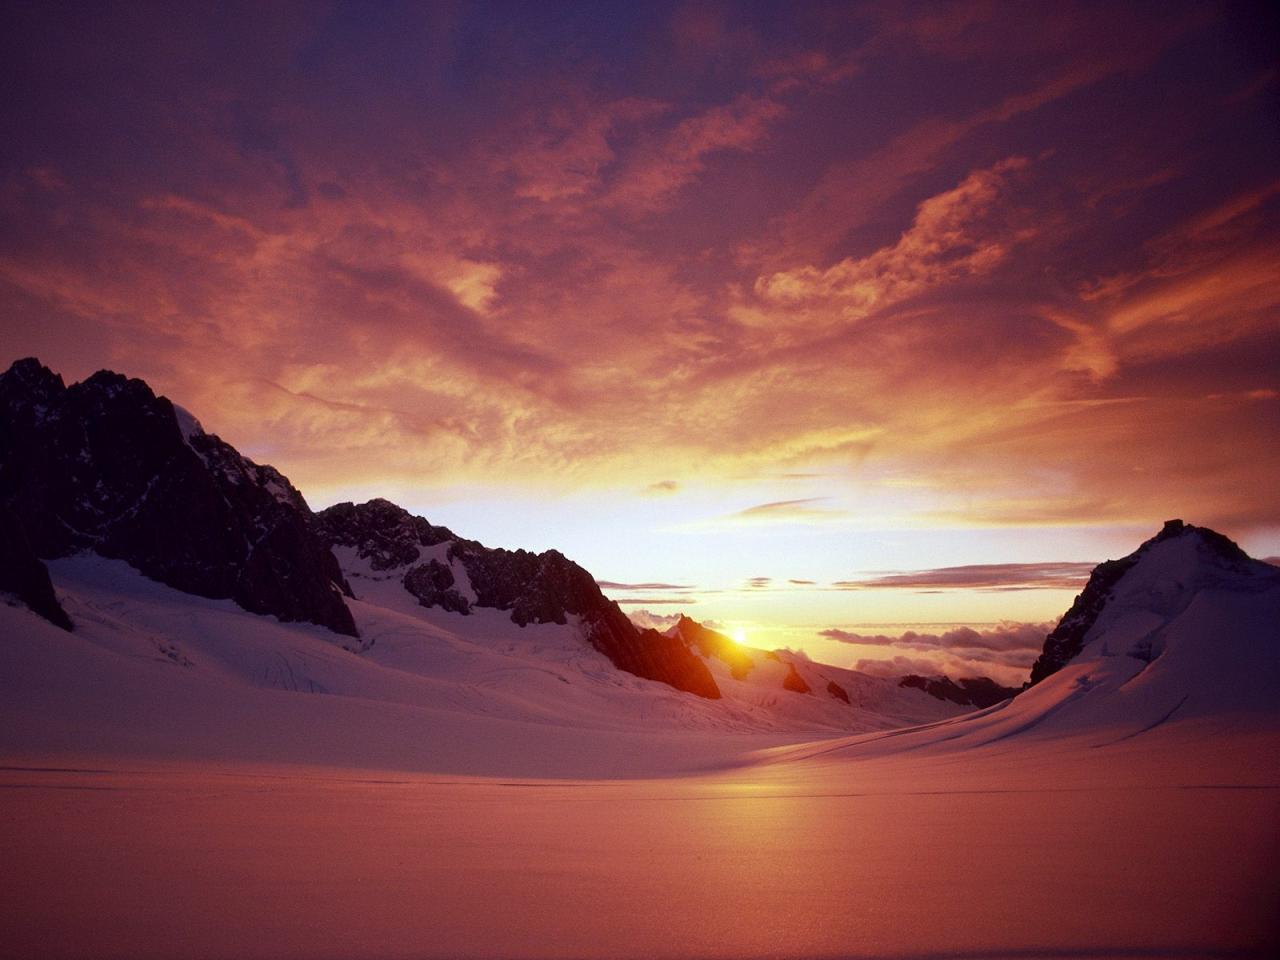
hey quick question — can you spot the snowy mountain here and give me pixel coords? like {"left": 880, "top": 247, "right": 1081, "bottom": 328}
{"left": 0, "top": 358, "right": 958, "bottom": 724}
{"left": 0, "top": 358, "right": 714, "bottom": 698}
{"left": 1011, "top": 519, "right": 1280, "bottom": 729}
{"left": 766, "top": 519, "right": 1280, "bottom": 763}
{"left": 5, "top": 356, "right": 1273, "bottom": 776}
{"left": 0, "top": 358, "right": 355, "bottom": 635}
{"left": 0, "top": 550, "right": 964, "bottom": 777}
{"left": 897, "top": 673, "right": 1018, "bottom": 708}
{"left": 315, "top": 498, "right": 719, "bottom": 698}
{"left": 0, "top": 502, "right": 71, "bottom": 630}
{"left": 1028, "top": 518, "right": 1266, "bottom": 684}
{"left": 0, "top": 360, "right": 973, "bottom": 772}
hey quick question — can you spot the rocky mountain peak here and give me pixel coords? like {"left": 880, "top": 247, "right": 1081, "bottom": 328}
{"left": 1, "top": 357, "right": 65, "bottom": 404}
{"left": 316, "top": 499, "right": 721, "bottom": 698}
{"left": 899, "top": 674, "right": 1018, "bottom": 708}
{"left": 0, "top": 359, "right": 357, "bottom": 637}
{"left": 1028, "top": 520, "right": 1271, "bottom": 685}
{"left": 316, "top": 498, "right": 455, "bottom": 571}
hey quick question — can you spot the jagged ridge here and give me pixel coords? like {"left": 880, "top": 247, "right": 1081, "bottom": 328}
{"left": 0, "top": 358, "right": 357, "bottom": 636}
{"left": 317, "top": 499, "right": 722, "bottom": 699}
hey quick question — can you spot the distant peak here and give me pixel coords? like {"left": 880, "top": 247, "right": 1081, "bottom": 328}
{"left": 79, "top": 368, "right": 156, "bottom": 401}
{"left": 1028, "top": 518, "right": 1267, "bottom": 686}
{"left": 1, "top": 357, "right": 65, "bottom": 396}
{"left": 1140, "top": 518, "right": 1251, "bottom": 566}
{"left": 4, "top": 356, "right": 52, "bottom": 378}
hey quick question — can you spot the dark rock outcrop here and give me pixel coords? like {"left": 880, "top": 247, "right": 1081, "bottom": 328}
{"left": 315, "top": 499, "right": 721, "bottom": 699}
{"left": 316, "top": 498, "right": 455, "bottom": 571}
{"left": 899, "top": 674, "right": 1017, "bottom": 708}
{"left": 668, "top": 614, "right": 754, "bottom": 680}
{"left": 0, "top": 504, "right": 72, "bottom": 630}
{"left": 0, "top": 358, "right": 356, "bottom": 636}
{"left": 1027, "top": 519, "right": 1253, "bottom": 685}
{"left": 826, "top": 679, "right": 850, "bottom": 704}
{"left": 402, "top": 559, "right": 472, "bottom": 615}
{"left": 0, "top": 359, "right": 723, "bottom": 696}
{"left": 782, "top": 662, "right": 811, "bottom": 694}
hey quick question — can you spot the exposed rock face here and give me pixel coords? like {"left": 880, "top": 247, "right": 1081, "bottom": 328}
{"left": 0, "top": 359, "right": 356, "bottom": 637}
{"left": 826, "top": 679, "right": 850, "bottom": 704}
{"left": 668, "top": 615, "right": 754, "bottom": 680}
{"left": 0, "top": 503, "right": 72, "bottom": 630}
{"left": 899, "top": 674, "right": 1017, "bottom": 709}
{"left": 316, "top": 498, "right": 455, "bottom": 571}
{"left": 1027, "top": 519, "right": 1253, "bottom": 685}
{"left": 315, "top": 499, "right": 721, "bottom": 699}
{"left": 782, "top": 662, "right": 811, "bottom": 694}
{"left": 402, "top": 559, "right": 472, "bottom": 615}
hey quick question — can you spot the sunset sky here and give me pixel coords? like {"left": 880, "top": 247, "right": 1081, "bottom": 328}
{"left": 2, "top": 1, "right": 1277, "bottom": 681}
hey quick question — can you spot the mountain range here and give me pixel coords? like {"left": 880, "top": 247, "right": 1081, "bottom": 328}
{"left": 2, "top": 358, "right": 1277, "bottom": 770}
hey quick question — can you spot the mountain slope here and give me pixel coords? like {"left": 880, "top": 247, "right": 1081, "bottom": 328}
{"left": 0, "top": 359, "right": 717, "bottom": 698}
{"left": 661, "top": 613, "right": 966, "bottom": 730}
{"left": 317, "top": 499, "right": 720, "bottom": 698}
{"left": 0, "top": 553, "right": 964, "bottom": 776}
{"left": 756, "top": 520, "right": 1280, "bottom": 764}
{"left": 0, "top": 358, "right": 356, "bottom": 636}
{"left": 1028, "top": 518, "right": 1260, "bottom": 684}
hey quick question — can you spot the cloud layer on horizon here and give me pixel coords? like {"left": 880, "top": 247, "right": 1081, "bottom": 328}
{"left": 823, "top": 621, "right": 1052, "bottom": 685}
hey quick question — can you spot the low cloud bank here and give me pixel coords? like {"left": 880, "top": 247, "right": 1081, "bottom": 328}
{"left": 823, "top": 621, "right": 1052, "bottom": 686}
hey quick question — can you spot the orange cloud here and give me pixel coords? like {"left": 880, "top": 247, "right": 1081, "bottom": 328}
{"left": 831, "top": 621, "right": 1052, "bottom": 685}
{"left": 606, "top": 94, "right": 787, "bottom": 212}
{"left": 2, "top": 0, "right": 1276, "bottom": 545}
{"left": 754, "top": 156, "right": 1030, "bottom": 322}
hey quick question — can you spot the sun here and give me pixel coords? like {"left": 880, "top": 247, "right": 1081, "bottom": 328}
{"left": 731, "top": 627, "right": 748, "bottom": 646}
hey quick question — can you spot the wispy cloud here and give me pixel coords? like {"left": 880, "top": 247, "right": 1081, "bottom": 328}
{"left": 822, "top": 622, "right": 1050, "bottom": 653}
{"left": 612, "top": 598, "right": 693, "bottom": 606}
{"left": 755, "top": 156, "right": 1031, "bottom": 323}
{"left": 2, "top": 1, "right": 1276, "bottom": 543}
{"left": 597, "top": 580, "right": 696, "bottom": 592}
{"left": 833, "top": 562, "right": 1095, "bottom": 592}
{"left": 643, "top": 480, "right": 680, "bottom": 496}
{"left": 727, "top": 498, "right": 847, "bottom": 524}
{"left": 607, "top": 94, "right": 787, "bottom": 212}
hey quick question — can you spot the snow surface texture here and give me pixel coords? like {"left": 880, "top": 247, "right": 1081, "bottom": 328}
{"left": 0, "top": 554, "right": 960, "bottom": 778}
{"left": 1, "top": 522, "right": 1278, "bottom": 959}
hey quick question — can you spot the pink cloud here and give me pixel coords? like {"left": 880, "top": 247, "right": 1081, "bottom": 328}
{"left": 755, "top": 156, "right": 1030, "bottom": 317}
{"left": 607, "top": 94, "right": 787, "bottom": 212}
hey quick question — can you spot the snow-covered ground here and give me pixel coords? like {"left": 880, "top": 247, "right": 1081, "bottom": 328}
{"left": 2, "top": 729, "right": 1276, "bottom": 960}
{"left": 1, "top": 537, "right": 1277, "bottom": 959}
{"left": 0, "top": 555, "right": 959, "bottom": 778}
